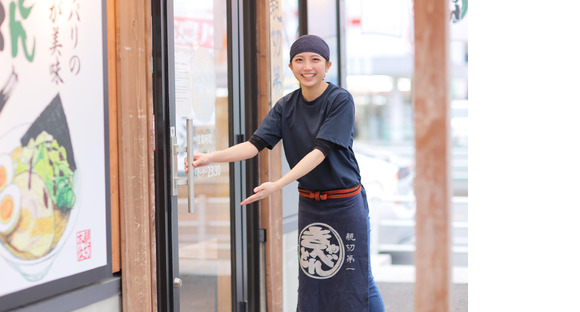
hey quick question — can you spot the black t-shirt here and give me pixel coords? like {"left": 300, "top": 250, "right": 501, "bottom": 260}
{"left": 253, "top": 82, "right": 361, "bottom": 191}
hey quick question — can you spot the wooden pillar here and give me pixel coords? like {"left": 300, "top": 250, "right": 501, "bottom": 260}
{"left": 413, "top": 1, "right": 452, "bottom": 311}
{"left": 116, "top": 0, "right": 157, "bottom": 310}
{"left": 257, "top": 0, "right": 284, "bottom": 310}
{"left": 107, "top": 0, "right": 121, "bottom": 275}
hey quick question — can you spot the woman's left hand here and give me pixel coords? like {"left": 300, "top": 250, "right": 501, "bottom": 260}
{"left": 240, "top": 182, "right": 280, "bottom": 206}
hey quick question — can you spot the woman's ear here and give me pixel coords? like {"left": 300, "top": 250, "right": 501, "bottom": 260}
{"left": 326, "top": 61, "right": 332, "bottom": 72}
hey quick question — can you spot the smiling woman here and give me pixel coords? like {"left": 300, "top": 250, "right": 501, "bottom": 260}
{"left": 288, "top": 52, "right": 331, "bottom": 100}
{"left": 186, "top": 34, "right": 385, "bottom": 312}
{"left": 288, "top": 35, "right": 332, "bottom": 101}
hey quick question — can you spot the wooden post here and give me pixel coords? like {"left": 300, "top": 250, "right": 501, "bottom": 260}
{"left": 116, "top": 0, "right": 156, "bottom": 310}
{"left": 107, "top": 0, "right": 121, "bottom": 274}
{"left": 257, "top": 0, "right": 284, "bottom": 310}
{"left": 413, "top": 1, "right": 452, "bottom": 311}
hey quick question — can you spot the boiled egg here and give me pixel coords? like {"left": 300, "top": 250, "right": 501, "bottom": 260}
{"left": 0, "top": 184, "right": 21, "bottom": 235}
{"left": 0, "top": 155, "right": 14, "bottom": 191}
{"left": 9, "top": 172, "right": 55, "bottom": 258}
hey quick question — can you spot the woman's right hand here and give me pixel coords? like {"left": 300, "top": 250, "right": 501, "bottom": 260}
{"left": 184, "top": 141, "right": 260, "bottom": 173}
{"left": 184, "top": 153, "right": 212, "bottom": 173}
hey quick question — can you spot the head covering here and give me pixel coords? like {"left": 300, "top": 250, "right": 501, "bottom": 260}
{"left": 290, "top": 34, "right": 330, "bottom": 62}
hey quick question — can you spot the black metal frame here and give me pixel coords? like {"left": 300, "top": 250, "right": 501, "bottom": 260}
{"left": 152, "top": 0, "right": 178, "bottom": 309}
{"left": 228, "top": 1, "right": 247, "bottom": 310}
{"left": 241, "top": 1, "right": 261, "bottom": 310}
{"left": 299, "top": 0, "right": 308, "bottom": 35}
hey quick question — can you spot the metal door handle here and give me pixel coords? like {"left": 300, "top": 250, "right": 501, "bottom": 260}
{"left": 171, "top": 118, "right": 195, "bottom": 213}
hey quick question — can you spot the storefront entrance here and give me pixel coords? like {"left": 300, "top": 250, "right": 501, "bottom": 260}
{"left": 152, "top": 1, "right": 255, "bottom": 311}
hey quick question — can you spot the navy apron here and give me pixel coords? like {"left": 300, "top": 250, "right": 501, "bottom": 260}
{"left": 297, "top": 189, "right": 369, "bottom": 312}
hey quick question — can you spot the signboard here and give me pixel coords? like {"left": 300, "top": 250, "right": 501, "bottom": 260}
{"left": 270, "top": 0, "right": 283, "bottom": 103}
{"left": 0, "top": 0, "right": 110, "bottom": 309}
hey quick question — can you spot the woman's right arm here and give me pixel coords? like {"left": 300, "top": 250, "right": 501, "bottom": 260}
{"left": 187, "top": 98, "right": 281, "bottom": 171}
{"left": 187, "top": 141, "right": 259, "bottom": 171}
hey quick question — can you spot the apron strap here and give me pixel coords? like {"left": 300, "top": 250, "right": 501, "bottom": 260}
{"left": 298, "top": 184, "right": 362, "bottom": 201}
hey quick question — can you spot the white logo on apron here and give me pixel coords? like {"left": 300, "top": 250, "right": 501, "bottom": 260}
{"left": 299, "top": 222, "right": 345, "bottom": 279}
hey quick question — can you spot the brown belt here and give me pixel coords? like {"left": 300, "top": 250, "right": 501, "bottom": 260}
{"left": 298, "top": 185, "right": 362, "bottom": 201}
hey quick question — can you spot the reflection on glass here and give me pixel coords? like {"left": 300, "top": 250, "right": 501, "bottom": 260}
{"left": 307, "top": 0, "right": 338, "bottom": 85}
{"left": 346, "top": 0, "right": 416, "bottom": 272}
{"left": 345, "top": 0, "right": 414, "bottom": 290}
{"left": 173, "top": 1, "right": 231, "bottom": 311}
{"left": 282, "top": 0, "right": 300, "bottom": 95}
{"left": 345, "top": 0, "right": 468, "bottom": 295}
{"left": 281, "top": 1, "right": 300, "bottom": 311}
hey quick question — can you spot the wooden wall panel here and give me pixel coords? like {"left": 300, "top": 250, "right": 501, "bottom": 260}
{"left": 413, "top": 1, "right": 452, "bottom": 311}
{"left": 145, "top": 1, "right": 157, "bottom": 307}
{"left": 257, "top": 0, "right": 284, "bottom": 310}
{"left": 116, "top": 0, "right": 156, "bottom": 310}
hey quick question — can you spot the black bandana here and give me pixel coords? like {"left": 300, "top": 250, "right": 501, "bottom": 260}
{"left": 290, "top": 34, "right": 330, "bottom": 62}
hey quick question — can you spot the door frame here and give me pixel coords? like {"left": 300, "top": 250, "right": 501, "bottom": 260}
{"left": 151, "top": 0, "right": 260, "bottom": 311}
{"left": 151, "top": 0, "right": 177, "bottom": 309}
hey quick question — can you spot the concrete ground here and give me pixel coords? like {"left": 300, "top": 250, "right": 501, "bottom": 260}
{"left": 178, "top": 254, "right": 468, "bottom": 311}
{"left": 372, "top": 254, "right": 468, "bottom": 312}
{"left": 377, "top": 282, "right": 468, "bottom": 312}
{"left": 180, "top": 271, "right": 469, "bottom": 312}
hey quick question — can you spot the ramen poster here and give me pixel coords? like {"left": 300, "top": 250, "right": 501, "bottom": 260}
{"left": 0, "top": 0, "right": 109, "bottom": 297}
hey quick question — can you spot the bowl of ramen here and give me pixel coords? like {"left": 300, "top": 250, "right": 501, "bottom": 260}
{"left": 0, "top": 95, "right": 78, "bottom": 281}
{"left": 0, "top": 131, "right": 78, "bottom": 280}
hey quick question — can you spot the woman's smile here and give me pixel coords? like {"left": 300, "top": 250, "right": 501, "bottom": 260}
{"left": 290, "top": 52, "right": 332, "bottom": 100}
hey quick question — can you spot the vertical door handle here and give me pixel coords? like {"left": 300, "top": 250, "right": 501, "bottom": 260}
{"left": 185, "top": 119, "right": 195, "bottom": 213}
{"left": 171, "top": 118, "right": 195, "bottom": 213}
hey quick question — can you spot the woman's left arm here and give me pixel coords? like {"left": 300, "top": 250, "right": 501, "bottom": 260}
{"left": 240, "top": 149, "right": 326, "bottom": 205}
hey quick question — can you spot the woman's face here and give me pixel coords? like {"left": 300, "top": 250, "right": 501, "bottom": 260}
{"left": 289, "top": 52, "right": 332, "bottom": 89}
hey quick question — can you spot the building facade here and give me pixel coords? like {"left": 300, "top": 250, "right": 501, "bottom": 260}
{"left": 0, "top": 0, "right": 457, "bottom": 311}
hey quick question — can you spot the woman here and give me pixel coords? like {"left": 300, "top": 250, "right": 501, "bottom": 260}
{"left": 187, "top": 34, "right": 385, "bottom": 311}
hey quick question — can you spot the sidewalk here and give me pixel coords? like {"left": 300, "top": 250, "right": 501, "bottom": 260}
{"left": 372, "top": 254, "right": 468, "bottom": 284}
{"left": 376, "top": 282, "right": 468, "bottom": 312}
{"left": 372, "top": 254, "right": 468, "bottom": 312}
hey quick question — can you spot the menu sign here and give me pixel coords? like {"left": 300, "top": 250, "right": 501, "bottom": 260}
{"left": 0, "top": 0, "right": 109, "bottom": 308}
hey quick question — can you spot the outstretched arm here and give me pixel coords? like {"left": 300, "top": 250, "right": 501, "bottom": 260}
{"left": 240, "top": 149, "right": 326, "bottom": 205}
{"left": 186, "top": 141, "right": 259, "bottom": 172}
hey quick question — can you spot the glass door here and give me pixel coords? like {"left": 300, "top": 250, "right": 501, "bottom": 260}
{"left": 172, "top": 1, "right": 232, "bottom": 311}
{"left": 153, "top": 0, "right": 249, "bottom": 311}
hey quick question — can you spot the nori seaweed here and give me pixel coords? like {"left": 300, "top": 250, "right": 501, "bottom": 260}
{"left": 20, "top": 94, "right": 76, "bottom": 171}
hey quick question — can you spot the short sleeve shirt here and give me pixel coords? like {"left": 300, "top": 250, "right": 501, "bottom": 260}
{"left": 253, "top": 82, "right": 361, "bottom": 191}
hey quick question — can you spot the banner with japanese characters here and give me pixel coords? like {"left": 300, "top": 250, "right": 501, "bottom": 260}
{"left": 269, "top": 0, "right": 283, "bottom": 105}
{"left": 0, "top": 0, "right": 109, "bottom": 305}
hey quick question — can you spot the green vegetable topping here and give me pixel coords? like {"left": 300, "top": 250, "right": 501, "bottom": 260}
{"left": 16, "top": 131, "right": 75, "bottom": 210}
